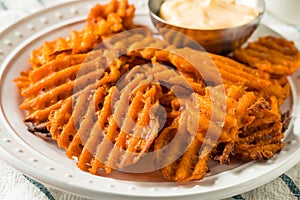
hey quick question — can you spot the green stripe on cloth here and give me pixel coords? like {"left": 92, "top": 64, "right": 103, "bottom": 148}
{"left": 23, "top": 175, "right": 55, "bottom": 200}
{"left": 232, "top": 194, "right": 245, "bottom": 200}
{"left": 0, "top": 0, "right": 8, "bottom": 10}
{"left": 37, "top": 0, "right": 45, "bottom": 6}
{"left": 280, "top": 174, "right": 300, "bottom": 199}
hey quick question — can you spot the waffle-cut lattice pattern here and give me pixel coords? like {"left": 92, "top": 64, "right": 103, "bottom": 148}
{"left": 75, "top": 62, "right": 196, "bottom": 173}
{"left": 130, "top": 47, "right": 290, "bottom": 104}
{"left": 29, "top": 0, "right": 136, "bottom": 68}
{"left": 233, "top": 36, "right": 300, "bottom": 77}
{"left": 88, "top": 84, "right": 161, "bottom": 173}
{"left": 154, "top": 85, "right": 236, "bottom": 181}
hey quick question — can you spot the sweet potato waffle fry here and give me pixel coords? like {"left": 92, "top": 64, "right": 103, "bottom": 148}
{"left": 14, "top": 0, "right": 300, "bottom": 182}
{"left": 28, "top": 0, "right": 135, "bottom": 68}
{"left": 154, "top": 85, "right": 239, "bottom": 181}
{"left": 233, "top": 36, "right": 300, "bottom": 77}
{"left": 234, "top": 96, "right": 284, "bottom": 161}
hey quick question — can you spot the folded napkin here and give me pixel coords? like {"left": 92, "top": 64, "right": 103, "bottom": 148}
{"left": 0, "top": 0, "right": 299, "bottom": 200}
{"left": 0, "top": 159, "right": 90, "bottom": 200}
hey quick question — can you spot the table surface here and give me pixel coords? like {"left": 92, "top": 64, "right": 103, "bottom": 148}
{"left": 0, "top": 0, "right": 299, "bottom": 200}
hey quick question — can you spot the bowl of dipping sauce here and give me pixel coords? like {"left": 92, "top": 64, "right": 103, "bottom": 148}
{"left": 149, "top": 0, "right": 265, "bottom": 54}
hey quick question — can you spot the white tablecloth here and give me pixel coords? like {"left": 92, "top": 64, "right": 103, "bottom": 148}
{"left": 0, "top": 0, "right": 300, "bottom": 200}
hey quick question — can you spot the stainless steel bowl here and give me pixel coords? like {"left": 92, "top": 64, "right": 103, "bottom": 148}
{"left": 148, "top": 0, "right": 265, "bottom": 54}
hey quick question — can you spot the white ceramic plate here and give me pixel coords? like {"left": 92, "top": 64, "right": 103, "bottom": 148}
{"left": 1, "top": 1, "right": 300, "bottom": 200}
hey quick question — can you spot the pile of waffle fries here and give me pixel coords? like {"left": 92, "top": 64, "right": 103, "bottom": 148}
{"left": 14, "top": 0, "right": 300, "bottom": 182}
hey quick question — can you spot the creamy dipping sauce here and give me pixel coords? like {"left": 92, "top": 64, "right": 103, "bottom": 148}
{"left": 160, "top": 0, "right": 259, "bottom": 29}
